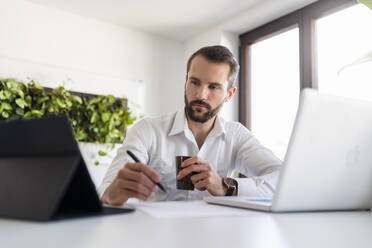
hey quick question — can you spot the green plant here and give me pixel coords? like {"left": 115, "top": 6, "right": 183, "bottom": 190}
{"left": 349, "top": 1, "right": 372, "bottom": 63}
{"left": 338, "top": 1, "right": 371, "bottom": 74}
{"left": 359, "top": 0, "right": 372, "bottom": 9}
{"left": 0, "top": 77, "right": 137, "bottom": 144}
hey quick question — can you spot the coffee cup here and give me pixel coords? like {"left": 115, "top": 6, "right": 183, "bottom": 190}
{"left": 176, "top": 156, "right": 196, "bottom": 190}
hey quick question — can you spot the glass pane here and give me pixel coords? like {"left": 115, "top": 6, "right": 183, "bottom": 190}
{"left": 250, "top": 28, "right": 300, "bottom": 160}
{"left": 316, "top": 4, "right": 372, "bottom": 101}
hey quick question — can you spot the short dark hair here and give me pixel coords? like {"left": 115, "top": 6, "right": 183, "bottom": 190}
{"left": 186, "top": 45, "right": 239, "bottom": 88}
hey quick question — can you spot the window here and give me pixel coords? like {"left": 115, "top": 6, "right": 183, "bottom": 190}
{"left": 316, "top": 4, "right": 372, "bottom": 101}
{"left": 250, "top": 28, "right": 300, "bottom": 159}
{"left": 239, "top": 0, "right": 362, "bottom": 159}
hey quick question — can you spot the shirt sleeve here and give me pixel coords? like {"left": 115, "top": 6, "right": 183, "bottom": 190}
{"left": 233, "top": 124, "right": 282, "bottom": 198}
{"left": 97, "top": 119, "right": 151, "bottom": 199}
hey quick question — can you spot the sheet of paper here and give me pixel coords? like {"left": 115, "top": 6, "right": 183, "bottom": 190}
{"left": 126, "top": 200, "right": 252, "bottom": 218}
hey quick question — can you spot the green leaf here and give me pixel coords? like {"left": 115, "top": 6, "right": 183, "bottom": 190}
{"left": 2, "top": 111, "right": 9, "bottom": 118}
{"left": 37, "top": 96, "right": 49, "bottom": 104}
{"left": 109, "top": 117, "right": 115, "bottom": 130}
{"left": 111, "top": 129, "right": 122, "bottom": 138}
{"left": 101, "top": 112, "right": 110, "bottom": 123}
{"left": 25, "top": 95, "right": 32, "bottom": 105}
{"left": 88, "top": 98, "right": 100, "bottom": 106}
{"left": 75, "top": 130, "right": 88, "bottom": 140}
{"left": 98, "top": 150, "right": 107, "bottom": 156}
{"left": 15, "top": 98, "right": 27, "bottom": 109}
{"left": 24, "top": 111, "right": 32, "bottom": 118}
{"left": 358, "top": 0, "right": 372, "bottom": 9}
{"left": 6, "top": 80, "right": 18, "bottom": 90}
{"left": 41, "top": 102, "right": 47, "bottom": 111}
{"left": 98, "top": 103, "right": 106, "bottom": 111}
{"left": 338, "top": 50, "right": 372, "bottom": 75}
{"left": 0, "top": 90, "right": 11, "bottom": 100}
{"left": 5, "top": 90, "right": 12, "bottom": 98}
{"left": 16, "top": 89, "right": 24, "bottom": 99}
{"left": 48, "top": 106, "right": 55, "bottom": 113}
{"left": 56, "top": 98, "right": 66, "bottom": 108}
{"left": 31, "top": 109, "right": 43, "bottom": 117}
{"left": 0, "top": 91, "right": 6, "bottom": 100}
{"left": 2, "top": 102, "right": 12, "bottom": 111}
{"left": 94, "top": 161, "right": 99, "bottom": 166}
{"left": 31, "top": 79, "right": 42, "bottom": 89}
{"left": 90, "top": 112, "right": 99, "bottom": 123}
{"left": 22, "top": 82, "right": 29, "bottom": 90}
{"left": 105, "top": 95, "right": 115, "bottom": 105}
{"left": 66, "top": 100, "right": 72, "bottom": 108}
{"left": 71, "top": 95, "right": 82, "bottom": 104}
{"left": 16, "top": 107, "right": 24, "bottom": 116}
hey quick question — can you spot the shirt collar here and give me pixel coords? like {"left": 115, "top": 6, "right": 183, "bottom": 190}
{"left": 209, "top": 114, "right": 226, "bottom": 138}
{"left": 168, "top": 109, "right": 187, "bottom": 136}
{"left": 168, "top": 109, "right": 226, "bottom": 138}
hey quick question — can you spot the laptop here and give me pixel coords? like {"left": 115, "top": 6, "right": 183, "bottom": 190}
{"left": 205, "top": 89, "right": 372, "bottom": 212}
{"left": 0, "top": 116, "right": 134, "bottom": 221}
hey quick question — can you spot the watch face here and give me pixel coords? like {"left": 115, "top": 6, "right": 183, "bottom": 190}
{"left": 224, "top": 178, "right": 236, "bottom": 196}
{"left": 225, "top": 178, "right": 235, "bottom": 187}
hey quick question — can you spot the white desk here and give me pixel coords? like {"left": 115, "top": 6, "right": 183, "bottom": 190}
{"left": 1, "top": 202, "right": 372, "bottom": 248}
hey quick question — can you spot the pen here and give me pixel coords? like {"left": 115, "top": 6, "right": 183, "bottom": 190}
{"left": 126, "top": 150, "right": 166, "bottom": 193}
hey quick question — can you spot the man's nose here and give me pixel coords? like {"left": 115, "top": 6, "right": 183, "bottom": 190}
{"left": 196, "top": 85, "right": 209, "bottom": 100}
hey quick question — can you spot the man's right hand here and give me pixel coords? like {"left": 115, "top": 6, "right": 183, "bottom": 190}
{"left": 102, "top": 162, "right": 162, "bottom": 205}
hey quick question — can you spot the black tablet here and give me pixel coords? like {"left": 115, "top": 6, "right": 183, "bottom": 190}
{"left": 0, "top": 116, "right": 134, "bottom": 221}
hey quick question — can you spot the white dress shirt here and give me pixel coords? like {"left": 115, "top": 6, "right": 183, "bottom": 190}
{"left": 98, "top": 109, "right": 282, "bottom": 201}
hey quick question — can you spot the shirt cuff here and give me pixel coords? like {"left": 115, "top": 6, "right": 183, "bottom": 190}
{"left": 97, "top": 182, "right": 111, "bottom": 199}
{"left": 235, "top": 176, "right": 276, "bottom": 198}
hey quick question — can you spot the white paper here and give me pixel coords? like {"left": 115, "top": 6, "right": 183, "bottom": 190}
{"left": 126, "top": 200, "right": 251, "bottom": 218}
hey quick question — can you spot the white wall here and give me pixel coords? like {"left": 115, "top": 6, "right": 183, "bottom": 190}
{"left": 153, "top": 38, "right": 185, "bottom": 115}
{"left": 0, "top": 0, "right": 184, "bottom": 116}
{"left": 0, "top": 0, "right": 318, "bottom": 120}
{"left": 220, "top": 31, "right": 240, "bottom": 122}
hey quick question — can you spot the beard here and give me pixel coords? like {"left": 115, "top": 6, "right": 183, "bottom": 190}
{"left": 184, "top": 93, "right": 225, "bottom": 123}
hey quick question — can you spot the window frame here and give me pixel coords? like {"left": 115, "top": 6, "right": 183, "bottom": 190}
{"left": 238, "top": 0, "right": 357, "bottom": 128}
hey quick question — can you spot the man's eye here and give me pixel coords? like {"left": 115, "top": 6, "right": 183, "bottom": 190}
{"left": 191, "top": 80, "right": 199, "bottom": 85}
{"left": 209, "top": 85, "right": 217, "bottom": 90}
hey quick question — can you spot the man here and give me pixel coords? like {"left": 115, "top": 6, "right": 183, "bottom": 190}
{"left": 99, "top": 45, "right": 281, "bottom": 205}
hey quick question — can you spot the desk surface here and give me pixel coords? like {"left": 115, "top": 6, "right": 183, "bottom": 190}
{"left": 1, "top": 202, "right": 372, "bottom": 248}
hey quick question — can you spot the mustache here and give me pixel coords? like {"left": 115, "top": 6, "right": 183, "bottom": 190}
{"left": 190, "top": 100, "right": 211, "bottom": 110}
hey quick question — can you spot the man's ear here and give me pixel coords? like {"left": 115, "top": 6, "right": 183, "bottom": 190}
{"left": 226, "top": 87, "right": 237, "bottom": 102}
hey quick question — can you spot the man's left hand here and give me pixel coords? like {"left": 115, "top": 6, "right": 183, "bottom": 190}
{"left": 176, "top": 156, "right": 225, "bottom": 196}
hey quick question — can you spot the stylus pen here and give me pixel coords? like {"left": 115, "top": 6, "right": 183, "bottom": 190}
{"left": 126, "top": 150, "right": 166, "bottom": 193}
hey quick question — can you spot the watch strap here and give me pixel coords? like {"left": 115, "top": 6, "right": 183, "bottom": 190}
{"left": 224, "top": 177, "right": 237, "bottom": 196}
